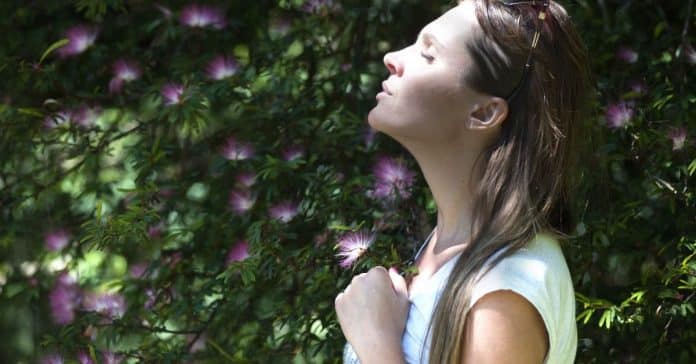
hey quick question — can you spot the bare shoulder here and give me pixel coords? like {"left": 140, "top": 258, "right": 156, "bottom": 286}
{"left": 460, "top": 289, "right": 549, "bottom": 364}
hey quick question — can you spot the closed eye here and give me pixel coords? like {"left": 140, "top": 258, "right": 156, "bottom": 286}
{"left": 421, "top": 52, "right": 434, "bottom": 62}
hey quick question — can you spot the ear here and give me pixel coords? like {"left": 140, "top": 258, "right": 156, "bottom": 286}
{"left": 467, "top": 96, "right": 508, "bottom": 130}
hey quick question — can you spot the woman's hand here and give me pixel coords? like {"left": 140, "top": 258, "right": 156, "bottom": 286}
{"left": 335, "top": 266, "right": 410, "bottom": 362}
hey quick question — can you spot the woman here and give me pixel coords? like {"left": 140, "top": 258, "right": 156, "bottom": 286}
{"left": 335, "top": 0, "right": 593, "bottom": 363}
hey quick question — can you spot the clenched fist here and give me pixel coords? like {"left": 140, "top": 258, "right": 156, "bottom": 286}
{"left": 335, "top": 266, "right": 410, "bottom": 362}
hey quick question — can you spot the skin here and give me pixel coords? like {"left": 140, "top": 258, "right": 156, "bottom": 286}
{"left": 335, "top": 1, "right": 549, "bottom": 363}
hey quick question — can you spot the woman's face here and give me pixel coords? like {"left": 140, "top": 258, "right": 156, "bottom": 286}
{"left": 368, "top": 1, "right": 491, "bottom": 143}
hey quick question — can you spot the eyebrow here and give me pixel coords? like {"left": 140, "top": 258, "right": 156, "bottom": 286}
{"left": 417, "top": 30, "right": 445, "bottom": 50}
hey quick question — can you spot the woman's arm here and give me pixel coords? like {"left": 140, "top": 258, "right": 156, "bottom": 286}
{"left": 460, "top": 290, "right": 549, "bottom": 364}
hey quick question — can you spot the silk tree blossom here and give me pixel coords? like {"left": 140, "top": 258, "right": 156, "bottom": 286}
{"left": 45, "top": 228, "right": 71, "bottom": 251}
{"left": 616, "top": 46, "right": 638, "bottom": 64}
{"left": 282, "top": 144, "right": 305, "bottom": 161}
{"left": 43, "top": 110, "right": 72, "bottom": 129}
{"left": 179, "top": 4, "right": 226, "bottom": 29}
{"left": 667, "top": 127, "right": 687, "bottom": 151}
{"left": 301, "top": 0, "right": 342, "bottom": 15}
{"left": 41, "top": 353, "right": 64, "bottom": 364}
{"left": 77, "top": 351, "right": 94, "bottom": 364}
{"left": 226, "top": 240, "right": 250, "bottom": 266}
{"left": 605, "top": 101, "right": 635, "bottom": 129}
{"left": 364, "top": 126, "right": 377, "bottom": 148}
{"left": 269, "top": 200, "right": 299, "bottom": 223}
{"left": 235, "top": 171, "right": 257, "bottom": 188}
{"left": 83, "top": 291, "right": 126, "bottom": 320}
{"left": 627, "top": 79, "right": 648, "bottom": 96}
{"left": 129, "top": 262, "right": 149, "bottom": 279}
{"left": 369, "top": 155, "right": 417, "bottom": 200}
{"left": 109, "top": 58, "right": 141, "bottom": 94}
{"left": 49, "top": 273, "right": 81, "bottom": 325}
{"left": 161, "top": 82, "right": 185, "bottom": 105}
{"left": 220, "top": 136, "right": 255, "bottom": 160}
{"left": 228, "top": 189, "right": 256, "bottom": 214}
{"left": 148, "top": 223, "right": 164, "bottom": 240}
{"left": 144, "top": 288, "right": 157, "bottom": 309}
{"left": 205, "top": 55, "right": 239, "bottom": 80}
{"left": 102, "top": 351, "right": 124, "bottom": 364}
{"left": 73, "top": 104, "right": 101, "bottom": 127}
{"left": 336, "top": 230, "right": 376, "bottom": 269}
{"left": 57, "top": 25, "right": 98, "bottom": 58}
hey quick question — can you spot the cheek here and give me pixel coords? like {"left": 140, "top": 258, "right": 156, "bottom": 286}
{"left": 401, "top": 77, "right": 464, "bottom": 120}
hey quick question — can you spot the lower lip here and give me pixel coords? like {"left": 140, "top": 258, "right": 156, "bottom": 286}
{"left": 376, "top": 91, "right": 390, "bottom": 99}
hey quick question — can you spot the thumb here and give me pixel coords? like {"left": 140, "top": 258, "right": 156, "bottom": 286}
{"left": 388, "top": 267, "right": 408, "bottom": 298}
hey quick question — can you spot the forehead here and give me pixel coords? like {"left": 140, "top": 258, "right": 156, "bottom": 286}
{"left": 424, "top": 1, "right": 478, "bottom": 56}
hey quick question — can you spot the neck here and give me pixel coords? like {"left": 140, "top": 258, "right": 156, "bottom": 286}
{"left": 397, "top": 134, "right": 487, "bottom": 256}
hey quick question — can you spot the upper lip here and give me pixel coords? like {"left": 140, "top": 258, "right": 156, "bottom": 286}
{"left": 381, "top": 81, "right": 392, "bottom": 95}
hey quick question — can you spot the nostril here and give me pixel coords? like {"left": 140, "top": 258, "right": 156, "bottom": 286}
{"left": 383, "top": 53, "right": 398, "bottom": 75}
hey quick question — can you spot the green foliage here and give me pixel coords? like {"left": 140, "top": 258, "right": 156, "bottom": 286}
{"left": 0, "top": 0, "right": 694, "bottom": 363}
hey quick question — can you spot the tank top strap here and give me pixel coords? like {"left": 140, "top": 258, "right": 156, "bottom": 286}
{"left": 411, "top": 227, "right": 436, "bottom": 262}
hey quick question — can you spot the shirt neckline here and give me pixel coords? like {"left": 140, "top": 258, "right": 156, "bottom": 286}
{"left": 408, "top": 227, "right": 463, "bottom": 299}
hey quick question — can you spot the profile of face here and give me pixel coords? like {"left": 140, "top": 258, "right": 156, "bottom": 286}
{"left": 367, "top": 0, "right": 508, "bottom": 145}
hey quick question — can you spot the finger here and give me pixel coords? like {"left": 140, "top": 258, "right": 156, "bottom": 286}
{"left": 388, "top": 266, "right": 408, "bottom": 298}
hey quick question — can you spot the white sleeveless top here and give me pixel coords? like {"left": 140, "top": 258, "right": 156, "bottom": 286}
{"left": 343, "top": 229, "right": 577, "bottom": 364}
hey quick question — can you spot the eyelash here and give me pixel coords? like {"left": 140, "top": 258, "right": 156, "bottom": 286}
{"left": 420, "top": 52, "right": 434, "bottom": 62}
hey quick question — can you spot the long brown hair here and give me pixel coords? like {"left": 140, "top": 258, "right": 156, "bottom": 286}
{"left": 425, "top": 1, "right": 594, "bottom": 363}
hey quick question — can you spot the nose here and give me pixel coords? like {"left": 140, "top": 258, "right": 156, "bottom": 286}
{"left": 383, "top": 51, "right": 402, "bottom": 76}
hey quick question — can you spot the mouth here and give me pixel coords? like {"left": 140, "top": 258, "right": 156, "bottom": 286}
{"left": 381, "top": 81, "right": 392, "bottom": 95}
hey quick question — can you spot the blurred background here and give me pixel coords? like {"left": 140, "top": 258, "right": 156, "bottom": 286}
{"left": 0, "top": 0, "right": 694, "bottom": 363}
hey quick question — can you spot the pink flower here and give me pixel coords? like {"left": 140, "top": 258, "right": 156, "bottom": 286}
{"left": 57, "top": 25, "right": 98, "bottom": 58}
{"left": 364, "top": 126, "right": 377, "bottom": 148}
{"left": 49, "top": 273, "right": 81, "bottom": 325}
{"left": 301, "top": 0, "right": 342, "bottom": 15}
{"left": 269, "top": 200, "right": 299, "bottom": 223}
{"left": 180, "top": 4, "right": 226, "bottom": 29}
{"left": 205, "top": 55, "right": 239, "bottom": 80}
{"left": 336, "top": 230, "right": 376, "bottom": 269}
{"left": 73, "top": 104, "right": 101, "bottom": 127}
{"left": 148, "top": 224, "right": 164, "bottom": 240}
{"left": 369, "top": 155, "right": 417, "bottom": 200}
{"left": 605, "top": 101, "right": 634, "bottom": 129}
{"left": 43, "top": 110, "right": 72, "bottom": 129}
{"left": 41, "top": 353, "right": 64, "bottom": 364}
{"left": 161, "top": 82, "right": 185, "bottom": 105}
{"left": 667, "top": 127, "right": 687, "bottom": 151}
{"left": 144, "top": 288, "right": 157, "bottom": 309}
{"left": 108, "top": 59, "right": 141, "bottom": 94}
{"left": 45, "top": 229, "right": 71, "bottom": 251}
{"left": 626, "top": 79, "right": 648, "bottom": 97}
{"left": 226, "top": 240, "right": 250, "bottom": 266}
{"left": 282, "top": 144, "right": 304, "bottom": 161}
{"left": 129, "top": 262, "right": 149, "bottom": 279}
{"left": 220, "top": 136, "right": 255, "bottom": 160}
{"left": 83, "top": 292, "right": 126, "bottom": 320}
{"left": 228, "top": 189, "right": 256, "bottom": 214}
{"left": 235, "top": 171, "right": 257, "bottom": 188}
{"left": 616, "top": 46, "right": 638, "bottom": 64}
{"left": 102, "top": 351, "right": 123, "bottom": 364}
{"left": 77, "top": 351, "right": 95, "bottom": 364}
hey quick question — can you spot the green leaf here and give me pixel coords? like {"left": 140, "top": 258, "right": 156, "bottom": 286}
{"left": 39, "top": 38, "right": 69, "bottom": 64}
